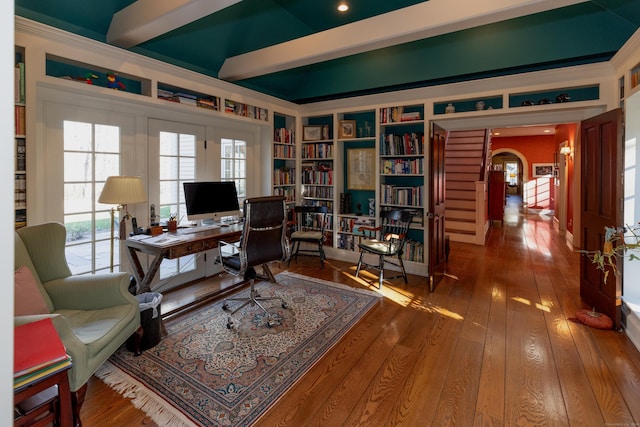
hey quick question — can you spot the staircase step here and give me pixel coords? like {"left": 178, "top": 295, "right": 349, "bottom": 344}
{"left": 446, "top": 150, "right": 484, "bottom": 158}
{"left": 446, "top": 142, "right": 485, "bottom": 151}
{"left": 446, "top": 181, "right": 476, "bottom": 191}
{"left": 446, "top": 199, "right": 476, "bottom": 210}
{"left": 446, "top": 210, "right": 476, "bottom": 221}
{"left": 445, "top": 220, "right": 477, "bottom": 232}
{"left": 447, "top": 172, "right": 479, "bottom": 181}
{"left": 446, "top": 157, "right": 484, "bottom": 165}
{"left": 447, "top": 190, "right": 476, "bottom": 200}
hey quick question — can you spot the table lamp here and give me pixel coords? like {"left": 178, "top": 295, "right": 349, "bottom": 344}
{"left": 98, "top": 176, "right": 147, "bottom": 272}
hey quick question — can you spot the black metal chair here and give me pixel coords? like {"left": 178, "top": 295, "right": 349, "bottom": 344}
{"left": 288, "top": 205, "right": 329, "bottom": 268}
{"left": 217, "top": 196, "right": 290, "bottom": 329}
{"left": 355, "top": 209, "right": 413, "bottom": 289}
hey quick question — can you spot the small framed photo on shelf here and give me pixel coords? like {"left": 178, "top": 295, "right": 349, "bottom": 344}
{"left": 338, "top": 120, "right": 356, "bottom": 139}
{"left": 532, "top": 163, "right": 554, "bottom": 177}
{"left": 303, "top": 125, "right": 323, "bottom": 141}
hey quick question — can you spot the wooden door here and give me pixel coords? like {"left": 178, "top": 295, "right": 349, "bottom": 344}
{"left": 428, "top": 123, "right": 447, "bottom": 291}
{"left": 580, "top": 109, "right": 623, "bottom": 328}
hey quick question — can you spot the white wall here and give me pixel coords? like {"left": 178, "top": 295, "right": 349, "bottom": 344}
{"left": 3, "top": 3, "right": 15, "bottom": 425}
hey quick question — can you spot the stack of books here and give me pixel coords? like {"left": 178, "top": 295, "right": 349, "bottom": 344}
{"left": 14, "top": 318, "right": 71, "bottom": 390}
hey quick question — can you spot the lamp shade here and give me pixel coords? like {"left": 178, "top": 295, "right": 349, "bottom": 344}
{"left": 560, "top": 146, "right": 572, "bottom": 155}
{"left": 98, "top": 176, "right": 147, "bottom": 205}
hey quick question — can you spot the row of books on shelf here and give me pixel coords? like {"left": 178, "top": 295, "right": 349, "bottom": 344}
{"left": 381, "top": 132, "right": 424, "bottom": 155}
{"left": 15, "top": 62, "right": 25, "bottom": 104}
{"left": 16, "top": 208, "right": 26, "bottom": 224}
{"left": 157, "top": 89, "right": 220, "bottom": 110}
{"left": 402, "top": 239, "right": 424, "bottom": 263}
{"left": 380, "top": 184, "right": 423, "bottom": 206}
{"left": 337, "top": 216, "right": 375, "bottom": 234}
{"left": 14, "top": 318, "right": 71, "bottom": 390}
{"left": 274, "top": 128, "right": 295, "bottom": 144}
{"left": 273, "top": 187, "right": 296, "bottom": 203}
{"left": 302, "top": 143, "right": 333, "bottom": 159}
{"left": 15, "top": 105, "right": 26, "bottom": 135}
{"left": 15, "top": 175, "right": 26, "bottom": 208}
{"left": 16, "top": 138, "right": 26, "bottom": 171}
{"left": 303, "top": 199, "right": 334, "bottom": 210}
{"left": 274, "top": 144, "right": 295, "bottom": 158}
{"left": 302, "top": 184, "right": 333, "bottom": 198}
{"left": 380, "top": 106, "right": 422, "bottom": 124}
{"left": 381, "top": 158, "right": 423, "bottom": 175}
{"left": 273, "top": 167, "right": 296, "bottom": 185}
{"left": 224, "top": 100, "right": 268, "bottom": 121}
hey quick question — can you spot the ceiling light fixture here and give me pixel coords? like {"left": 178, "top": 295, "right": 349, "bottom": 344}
{"left": 337, "top": 2, "right": 349, "bottom": 12}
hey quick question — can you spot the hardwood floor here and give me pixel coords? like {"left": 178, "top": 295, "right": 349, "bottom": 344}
{"left": 82, "top": 199, "right": 640, "bottom": 426}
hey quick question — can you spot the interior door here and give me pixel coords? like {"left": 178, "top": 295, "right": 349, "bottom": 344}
{"left": 580, "top": 109, "right": 623, "bottom": 328}
{"left": 428, "top": 123, "right": 447, "bottom": 291}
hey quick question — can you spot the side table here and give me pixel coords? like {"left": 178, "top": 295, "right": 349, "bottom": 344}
{"left": 14, "top": 364, "right": 73, "bottom": 427}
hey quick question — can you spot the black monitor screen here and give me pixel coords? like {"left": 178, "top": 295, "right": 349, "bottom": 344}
{"left": 183, "top": 181, "right": 240, "bottom": 222}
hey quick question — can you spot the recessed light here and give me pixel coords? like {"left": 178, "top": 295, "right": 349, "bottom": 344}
{"left": 337, "top": 2, "right": 349, "bottom": 12}
{"left": 544, "top": 129, "right": 551, "bottom": 133}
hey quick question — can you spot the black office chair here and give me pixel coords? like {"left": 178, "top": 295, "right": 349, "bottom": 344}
{"left": 288, "top": 205, "right": 329, "bottom": 268}
{"left": 218, "top": 196, "right": 290, "bottom": 329}
{"left": 355, "top": 209, "right": 413, "bottom": 289}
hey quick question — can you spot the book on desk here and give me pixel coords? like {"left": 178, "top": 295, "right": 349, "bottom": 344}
{"left": 14, "top": 318, "right": 72, "bottom": 389}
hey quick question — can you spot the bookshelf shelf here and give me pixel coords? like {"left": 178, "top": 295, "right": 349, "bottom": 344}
{"left": 224, "top": 99, "right": 268, "bottom": 121}
{"left": 15, "top": 46, "right": 27, "bottom": 229}
{"left": 272, "top": 113, "right": 296, "bottom": 205}
{"left": 379, "top": 104, "right": 425, "bottom": 264}
{"left": 157, "top": 83, "right": 220, "bottom": 111}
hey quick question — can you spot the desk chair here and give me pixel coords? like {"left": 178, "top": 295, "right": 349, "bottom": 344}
{"left": 218, "top": 196, "right": 290, "bottom": 329}
{"left": 288, "top": 205, "right": 328, "bottom": 268}
{"left": 355, "top": 209, "right": 413, "bottom": 289}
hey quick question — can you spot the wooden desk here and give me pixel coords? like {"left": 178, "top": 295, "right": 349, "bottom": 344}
{"left": 14, "top": 364, "right": 73, "bottom": 427}
{"left": 125, "top": 225, "right": 244, "bottom": 295}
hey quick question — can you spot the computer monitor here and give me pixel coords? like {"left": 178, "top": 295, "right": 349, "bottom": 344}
{"left": 183, "top": 181, "right": 241, "bottom": 223}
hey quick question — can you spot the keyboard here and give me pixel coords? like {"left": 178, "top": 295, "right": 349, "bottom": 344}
{"left": 181, "top": 224, "right": 220, "bottom": 234}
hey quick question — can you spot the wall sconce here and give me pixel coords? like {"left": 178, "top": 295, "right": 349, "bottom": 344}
{"left": 98, "top": 176, "right": 147, "bottom": 272}
{"left": 560, "top": 141, "right": 572, "bottom": 157}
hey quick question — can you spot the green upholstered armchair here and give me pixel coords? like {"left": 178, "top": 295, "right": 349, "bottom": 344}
{"left": 14, "top": 222, "right": 140, "bottom": 427}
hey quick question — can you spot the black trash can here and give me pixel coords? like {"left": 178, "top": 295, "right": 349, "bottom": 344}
{"left": 127, "top": 292, "right": 163, "bottom": 352}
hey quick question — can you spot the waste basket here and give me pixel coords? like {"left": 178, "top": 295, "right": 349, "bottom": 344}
{"left": 127, "top": 292, "right": 163, "bottom": 352}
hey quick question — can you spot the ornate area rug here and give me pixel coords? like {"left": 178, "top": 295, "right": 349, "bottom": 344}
{"left": 95, "top": 272, "right": 380, "bottom": 426}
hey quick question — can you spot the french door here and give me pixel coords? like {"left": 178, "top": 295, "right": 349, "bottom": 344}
{"left": 148, "top": 119, "right": 208, "bottom": 290}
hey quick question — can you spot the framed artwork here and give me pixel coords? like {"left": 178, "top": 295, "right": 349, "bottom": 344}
{"left": 303, "top": 125, "right": 323, "bottom": 141}
{"left": 347, "top": 148, "right": 375, "bottom": 190}
{"left": 338, "top": 120, "right": 356, "bottom": 139}
{"left": 532, "top": 163, "right": 554, "bottom": 177}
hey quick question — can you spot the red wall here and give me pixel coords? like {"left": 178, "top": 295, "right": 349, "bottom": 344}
{"left": 492, "top": 135, "right": 557, "bottom": 210}
{"left": 555, "top": 124, "right": 577, "bottom": 234}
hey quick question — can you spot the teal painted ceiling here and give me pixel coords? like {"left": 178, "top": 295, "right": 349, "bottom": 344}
{"left": 15, "top": 0, "right": 640, "bottom": 104}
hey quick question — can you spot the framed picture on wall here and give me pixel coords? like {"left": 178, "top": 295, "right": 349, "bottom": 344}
{"left": 532, "top": 163, "right": 554, "bottom": 177}
{"left": 347, "top": 148, "right": 375, "bottom": 190}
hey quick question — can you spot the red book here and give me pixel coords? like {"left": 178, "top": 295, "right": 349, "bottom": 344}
{"left": 14, "top": 318, "right": 69, "bottom": 378}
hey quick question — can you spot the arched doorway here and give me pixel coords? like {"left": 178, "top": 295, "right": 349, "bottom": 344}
{"left": 491, "top": 148, "right": 529, "bottom": 210}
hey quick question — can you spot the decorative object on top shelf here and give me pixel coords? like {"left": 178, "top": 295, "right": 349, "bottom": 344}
{"left": 98, "top": 176, "right": 147, "bottom": 272}
{"left": 475, "top": 101, "right": 485, "bottom": 110}
{"left": 303, "top": 125, "right": 323, "bottom": 141}
{"left": 521, "top": 100, "right": 534, "bottom": 106}
{"left": 445, "top": 103, "right": 455, "bottom": 114}
{"left": 556, "top": 93, "right": 571, "bottom": 102}
{"left": 580, "top": 224, "right": 640, "bottom": 283}
{"left": 347, "top": 148, "right": 375, "bottom": 190}
{"left": 106, "top": 72, "right": 125, "bottom": 90}
{"left": 538, "top": 98, "right": 552, "bottom": 104}
{"left": 338, "top": 120, "right": 356, "bottom": 139}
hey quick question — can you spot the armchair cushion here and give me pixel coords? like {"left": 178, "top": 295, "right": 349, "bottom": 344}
{"left": 14, "top": 266, "right": 49, "bottom": 316}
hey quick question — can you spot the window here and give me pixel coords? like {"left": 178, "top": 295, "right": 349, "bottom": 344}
{"left": 158, "top": 130, "right": 197, "bottom": 279}
{"left": 221, "top": 138, "right": 246, "bottom": 211}
{"left": 63, "top": 120, "right": 120, "bottom": 274}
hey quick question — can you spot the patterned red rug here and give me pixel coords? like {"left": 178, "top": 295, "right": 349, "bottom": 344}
{"left": 96, "top": 272, "right": 380, "bottom": 426}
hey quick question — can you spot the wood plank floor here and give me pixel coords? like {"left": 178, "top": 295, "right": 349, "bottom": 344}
{"left": 81, "top": 199, "right": 640, "bottom": 426}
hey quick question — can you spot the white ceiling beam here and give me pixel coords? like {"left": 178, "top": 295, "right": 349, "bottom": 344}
{"left": 219, "top": 0, "right": 588, "bottom": 81}
{"left": 107, "top": 0, "right": 241, "bottom": 48}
